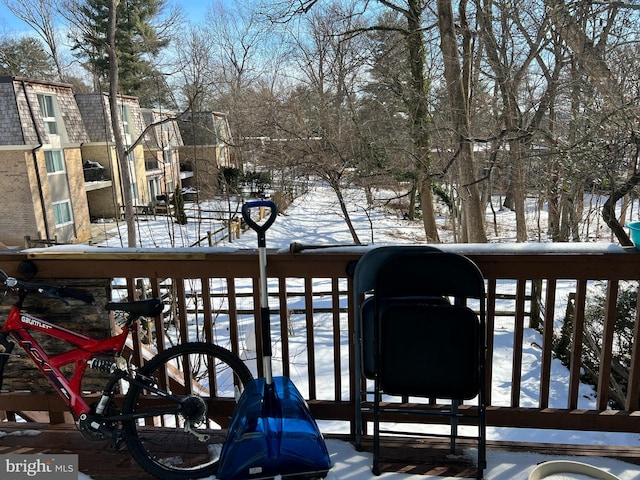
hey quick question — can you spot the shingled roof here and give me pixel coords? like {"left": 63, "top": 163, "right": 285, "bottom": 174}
{"left": 0, "top": 76, "right": 88, "bottom": 146}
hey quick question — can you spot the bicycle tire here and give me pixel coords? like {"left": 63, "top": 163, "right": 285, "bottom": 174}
{"left": 122, "top": 342, "right": 253, "bottom": 480}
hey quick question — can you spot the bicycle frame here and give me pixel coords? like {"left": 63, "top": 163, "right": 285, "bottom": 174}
{"left": 0, "top": 304, "right": 133, "bottom": 418}
{"left": 0, "top": 270, "right": 256, "bottom": 479}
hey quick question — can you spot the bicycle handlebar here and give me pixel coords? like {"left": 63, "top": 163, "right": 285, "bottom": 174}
{"left": 0, "top": 269, "right": 95, "bottom": 305}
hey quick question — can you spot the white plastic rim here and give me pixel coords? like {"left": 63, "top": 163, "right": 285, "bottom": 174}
{"left": 528, "top": 460, "right": 621, "bottom": 480}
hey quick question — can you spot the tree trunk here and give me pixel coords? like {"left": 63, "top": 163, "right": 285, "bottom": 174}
{"left": 107, "top": 0, "right": 136, "bottom": 247}
{"left": 406, "top": 0, "right": 439, "bottom": 242}
{"left": 510, "top": 140, "right": 527, "bottom": 242}
{"left": 547, "top": 159, "right": 561, "bottom": 241}
{"left": 559, "top": 191, "right": 572, "bottom": 241}
{"left": 436, "top": 0, "right": 487, "bottom": 243}
{"left": 418, "top": 175, "right": 439, "bottom": 243}
{"left": 329, "top": 177, "right": 361, "bottom": 245}
{"left": 407, "top": 179, "right": 417, "bottom": 221}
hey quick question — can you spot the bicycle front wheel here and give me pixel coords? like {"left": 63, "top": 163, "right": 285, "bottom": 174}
{"left": 122, "top": 342, "right": 253, "bottom": 480}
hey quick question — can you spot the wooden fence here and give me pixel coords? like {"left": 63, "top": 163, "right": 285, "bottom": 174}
{"left": 1, "top": 243, "right": 640, "bottom": 437}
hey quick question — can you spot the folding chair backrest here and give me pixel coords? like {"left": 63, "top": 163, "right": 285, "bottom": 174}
{"left": 360, "top": 295, "right": 450, "bottom": 379}
{"left": 358, "top": 249, "right": 485, "bottom": 396}
{"left": 375, "top": 251, "right": 485, "bottom": 300}
{"left": 353, "top": 246, "right": 487, "bottom": 478}
{"left": 377, "top": 300, "right": 480, "bottom": 398}
{"left": 352, "top": 245, "right": 442, "bottom": 296}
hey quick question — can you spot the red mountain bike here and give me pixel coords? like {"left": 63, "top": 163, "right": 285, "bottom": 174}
{"left": 0, "top": 269, "right": 253, "bottom": 480}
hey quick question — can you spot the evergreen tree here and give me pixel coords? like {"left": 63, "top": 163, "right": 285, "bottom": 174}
{"left": 0, "top": 36, "right": 57, "bottom": 79}
{"left": 70, "top": 0, "right": 171, "bottom": 106}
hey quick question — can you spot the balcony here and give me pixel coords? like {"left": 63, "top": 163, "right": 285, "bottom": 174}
{"left": 1, "top": 244, "right": 640, "bottom": 476}
{"left": 83, "top": 161, "right": 112, "bottom": 191}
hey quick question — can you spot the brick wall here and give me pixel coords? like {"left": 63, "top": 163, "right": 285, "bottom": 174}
{"left": 0, "top": 151, "right": 42, "bottom": 246}
{"left": 65, "top": 148, "right": 92, "bottom": 242}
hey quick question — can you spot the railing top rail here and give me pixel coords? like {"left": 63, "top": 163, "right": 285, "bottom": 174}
{"left": 0, "top": 242, "right": 637, "bottom": 280}
{"left": 16, "top": 241, "right": 633, "bottom": 257}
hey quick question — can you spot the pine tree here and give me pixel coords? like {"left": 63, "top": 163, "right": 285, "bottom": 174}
{"left": 0, "top": 37, "right": 57, "bottom": 79}
{"left": 70, "top": 0, "right": 170, "bottom": 106}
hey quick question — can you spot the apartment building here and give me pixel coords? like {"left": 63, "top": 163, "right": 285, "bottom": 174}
{"left": 178, "top": 111, "right": 235, "bottom": 196}
{"left": 75, "top": 93, "right": 151, "bottom": 219}
{"left": 141, "top": 108, "right": 185, "bottom": 205}
{"left": 0, "top": 78, "right": 229, "bottom": 246}
{"left": 0, "top": 76, "right": 92, "bottom": 246}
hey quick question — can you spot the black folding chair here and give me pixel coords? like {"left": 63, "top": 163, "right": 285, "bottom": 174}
{"left": 353, "top": 246, "right": 487, "bottom": 479}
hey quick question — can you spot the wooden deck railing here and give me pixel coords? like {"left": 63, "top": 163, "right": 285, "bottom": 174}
{"left": 1, "top": 243, "right": 640, "bottom": 438}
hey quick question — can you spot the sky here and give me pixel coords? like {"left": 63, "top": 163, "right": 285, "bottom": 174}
{"left": 0, "top": 0, "right": 212, "bottom": 36}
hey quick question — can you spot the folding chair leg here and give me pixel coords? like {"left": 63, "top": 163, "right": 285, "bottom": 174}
{"left": 478, "top": 402, "right": 487, "bottom": 478}
{"left": 450, "top": 400, "right": 459, "bottom": 453}
{"left": 372, "top": 381, "right": 381, "bottom": 476}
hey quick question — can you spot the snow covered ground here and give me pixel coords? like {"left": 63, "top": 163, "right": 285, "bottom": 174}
{"left": 67, "top": 185, "right": 640, "bottom": 478}
{"left": 95, "top": 183, "right": 622, "bottom": 250}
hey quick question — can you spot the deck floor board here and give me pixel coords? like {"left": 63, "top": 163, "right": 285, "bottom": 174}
{"left": 1, "top": 422, "right": 639, "bottom": 478}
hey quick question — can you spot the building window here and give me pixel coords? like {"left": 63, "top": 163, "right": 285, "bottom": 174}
{"left": 164, "top": 147, "right": 173, "bottom": 164}
{"left": 148, "top": 178, "right": 159, "bottom": 199}
{"left": 44, "top": 150, "right": 65, "bottom": 174}
{"left": 37, "top": 94, "right": 58, "bottom": 135}
{"left": 127, "top": 152, "right": 138, "bottom": 200}
{"left": 119, "top": 104, "right": 130, "bottom": 135}
{"left": 52, "top": 201, "right": 73, "bottom": 226}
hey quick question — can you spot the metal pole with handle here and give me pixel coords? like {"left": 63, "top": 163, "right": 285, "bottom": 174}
{"left": 241, "top": 200, "right": 278, "bottom": 384}
{"left": 218, "top": 199, "right": 331, "bottom": 480}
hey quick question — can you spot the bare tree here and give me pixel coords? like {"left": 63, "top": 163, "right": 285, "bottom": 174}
{"left": 545, "top": 0, "right": 640, "bottom": 245}
{"left": 396, "top": 0, "right": 442, "bottom": 242}
{"left": 107, "top": 0, "right": 136, "bottom": 247}
{"left": 2, "top": 0, "right": 65, "bottom": 79}
{"left": 272, "top": 1, "right": 372, "bottom": 244}
{"left": 291, "top": 0, "right": 445, "bottom": 242}
{"left": 473, "top": 0, "right": 556, "bottom": 241}
{"left": 174, "top": 27, "right": 218, "bottom": 112}
{"left": 436, "top": 0, "right": 487, "bottom": 242}
{"left": 204, "top": 0, "right": 288, "bottom": 157}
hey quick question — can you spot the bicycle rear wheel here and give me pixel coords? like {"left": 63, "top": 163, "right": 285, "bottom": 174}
{"left": 122, "top": 342, "right": 253, "bottom": 480}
